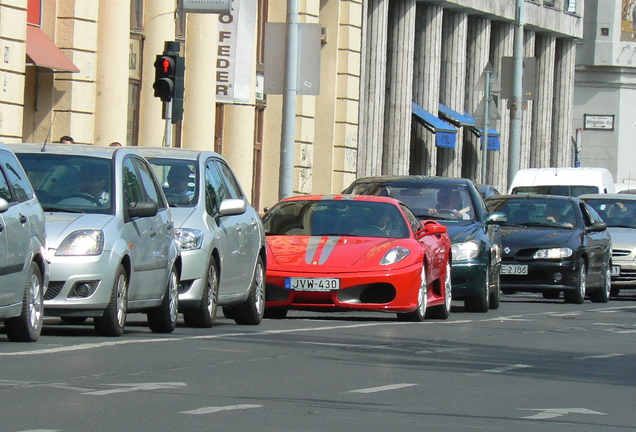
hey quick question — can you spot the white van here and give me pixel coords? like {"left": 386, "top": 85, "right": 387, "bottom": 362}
{"left": 508, "top": 167, "right": 615, "bottom": 196}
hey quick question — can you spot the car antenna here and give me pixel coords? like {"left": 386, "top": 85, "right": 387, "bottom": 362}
{"left": 41, "top": 111, "right": 57, "bottom": 152}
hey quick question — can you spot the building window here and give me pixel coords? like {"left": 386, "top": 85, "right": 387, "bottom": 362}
{"left": 131, "top": 0, "right": 142, "bottom": 31}
{"left": 544, "top": 0, "right": 555, "bottom": 7}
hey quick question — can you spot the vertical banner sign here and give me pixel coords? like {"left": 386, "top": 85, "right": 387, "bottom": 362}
{"left": 216, "top": 0, "right": 257, "bottom": 104}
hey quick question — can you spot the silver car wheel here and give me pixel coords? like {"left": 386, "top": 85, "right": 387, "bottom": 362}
{"left": 115, "top": 272, "right": 127, "bottom": 329}
{"left": 253, "top": 259, "right": 265, "bottom": 317}
{"left": 28, "top": 269, "right": 44, "bottom": 332}
{"left": 168, "top": 269, "right": 179, "bottom": 324}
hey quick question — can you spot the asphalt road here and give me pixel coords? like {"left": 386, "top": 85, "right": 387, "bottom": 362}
{"left": 2, "top": 292, "right": 635, "bottom": 432}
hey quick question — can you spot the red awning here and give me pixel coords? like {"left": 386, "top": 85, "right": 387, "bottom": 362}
{"left": 25, "top": 25, "right": 79, "bottom": 73}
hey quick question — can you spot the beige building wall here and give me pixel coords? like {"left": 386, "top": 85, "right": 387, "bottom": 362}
{"left": 0, "top": 0, "right": 27, "bottom": 143}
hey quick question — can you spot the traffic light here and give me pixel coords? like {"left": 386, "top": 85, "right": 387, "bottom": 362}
{"left": 171, "top": 56, "right": 185, "bottom": 122}
{"left": 153, "top": 53, "right": 177, "bottom": 102}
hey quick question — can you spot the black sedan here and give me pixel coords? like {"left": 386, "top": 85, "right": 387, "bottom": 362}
{"left": 485, "top": 194, "right": 612, "bottom": 303}
{"left": 344, "top": 176, "right": 505, "bottom": 312}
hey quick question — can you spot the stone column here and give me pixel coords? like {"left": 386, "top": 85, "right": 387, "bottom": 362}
{"left": 182, "top": 13, "right": 217, "bottom": 151}
{"left": 138, "top": 0, "right": 175, "bottom": 147}
{"left": 411, "top": 4, "right": 442, "bottom": 175}
{"left": 437, "top": 10, "right": 468, "bottom": 178}
{"left": 94, "top": 0, "right": 130, "bottom": 146}
{"left": 357, "top": 0, "right": 388, "bottom": 177}
{"left": 488, "top": 22, "right": 514, "bottom": 191}
{"left": 530, "top": 34, "right": 555, "bottom": 168}
{"left": 520, "top": 30, "right": 535, "bottom": 170}
{"left": 551, "top": 38, "right": 576, "bottom": 167}
{"left": 383, "top": 0, "right": 416, "bottom": 175}
{"left": 462, "top": 16, "right": 491, "bottom": 182}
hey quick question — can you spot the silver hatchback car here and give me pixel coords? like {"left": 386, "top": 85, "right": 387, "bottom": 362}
{"left": 11, "top": 144, "right": 181, "bottom": 336}
{"left": 0, "top": 143, "right": 48, "bottom": 342}
{"left": 136, "top": 147, "right": 266, "bottom": 327}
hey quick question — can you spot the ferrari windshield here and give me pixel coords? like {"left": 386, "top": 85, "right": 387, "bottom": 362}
{"left": 263, "top": 200, "right": 410, "bottom": 238}
{"left": 16, "top": 153, "right": 114, "bottom": 215}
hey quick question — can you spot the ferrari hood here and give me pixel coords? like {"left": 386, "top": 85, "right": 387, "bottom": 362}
{"left": 266, "top": 235, "right": 401, "bottom": 268}
{"left": 44, "top": 212, "right": 113, "bottom": 247}
{"left": 498, "top": 226, "right": 577, "bottom": 254}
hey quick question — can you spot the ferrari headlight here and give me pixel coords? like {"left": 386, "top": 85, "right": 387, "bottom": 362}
{"left": 175, "top": 228, "right": 203, "bottom": 251}
{"left": 56, "top": 230, "right": 104, "bottom": 256}
{"left": 451, "top": 240, "right": 480, "bottom": 261}
{"left": 380, "top": 246, "right": 410, "bottom": 265}
{"left": 534, "top": 247, "right": 573, "bottom": 259}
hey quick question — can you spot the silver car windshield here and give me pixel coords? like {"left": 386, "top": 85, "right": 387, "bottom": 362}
{"left": 146, "top": 158, "right": 198, "bottom": 207}
{"left": 584, "top": 198, "right": 636, "bottom": 228}
{"left": 16, "top": 153, "right": 114, "bottom": 215}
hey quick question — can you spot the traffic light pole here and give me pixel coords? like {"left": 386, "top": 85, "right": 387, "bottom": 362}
{"left": 163, "top": 100, "right": 173, "bottom": 147}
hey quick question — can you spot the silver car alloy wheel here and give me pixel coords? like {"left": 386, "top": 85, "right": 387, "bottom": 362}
{"left": 115, "top": 272, "right": 127, "bottom": 329}
{"left": 253, "top": 260, "right": 265, "bottom": 317}
{"left": 28, "top": 269, "right": 44, "bottom": 332}
{"left": 206, "top": 263, "right": 218, "bottom": 319}
{"left": 168, "top": 270, "right": 179, "bottom": 324}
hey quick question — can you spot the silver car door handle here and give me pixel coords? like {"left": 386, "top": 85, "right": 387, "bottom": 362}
{"left": 150, "top": 230, "right": 157, "bottom": 238}
{"left": 19, "top": 214, "right": 27, "bottom": 224}
{"left": 166, "top": 222, "right": 173, "bottom": 230}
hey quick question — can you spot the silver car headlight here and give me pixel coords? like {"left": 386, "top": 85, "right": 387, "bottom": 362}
{"left": 175, "top": 228, "right": 204, "bottom": 251}
{"left": 451, "top": 240, "right": 480, "bottom": 261}
{"left": 56, "top": 230, "right": 104, "bottom": 256}
{"left": 380, "top": 246, "right": 410, "bottom": 265}
{"left": 534, "top": 247, "right": 573, "bottom": 259}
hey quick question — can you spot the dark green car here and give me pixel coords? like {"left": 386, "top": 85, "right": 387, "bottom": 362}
{"left": 343, "top": 176, "right": 505, "bottom": 312}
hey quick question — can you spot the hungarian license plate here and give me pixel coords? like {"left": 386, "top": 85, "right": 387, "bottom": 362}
{"left": 501, "top": 264, "right": 528, "bottom": 275}
{"left": 285, "top": 277, "right": 340, "bottom": 291}
{"left": 611, "top": 265, "right": 621, "bottom": 276}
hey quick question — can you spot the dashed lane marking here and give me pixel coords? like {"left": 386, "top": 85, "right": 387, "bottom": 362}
{"left": 483, "top": 364, "right": 531, "bottom": 373}
{"left": 348, "top": 383, "right": 417, "bottom": 394}
{"left": 181, "top": 404, "right": 262, "bottom": 415}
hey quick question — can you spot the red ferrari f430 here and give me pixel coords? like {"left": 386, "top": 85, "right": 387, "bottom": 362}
{"left": 262, "top": 195, "right": 452, "bottom": 321}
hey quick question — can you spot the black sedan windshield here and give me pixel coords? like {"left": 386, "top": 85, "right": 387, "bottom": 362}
{"left": 487, "top": 197, "right": 578, "bottom": 229}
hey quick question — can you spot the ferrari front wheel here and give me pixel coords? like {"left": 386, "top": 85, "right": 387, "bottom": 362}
{"left": 426, "top": 260, "right": 451, "bottom": 320}
{"left": 397, "top": 265, "right": 427, "bottom": 322}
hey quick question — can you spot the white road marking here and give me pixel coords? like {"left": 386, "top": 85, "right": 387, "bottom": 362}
{"left": 484, "top": 364, "right": 531, "bottom": 373}
{"left": 348, "top": 383, "right": 417, "bottom": 394}
{"left": 181, "top": 404, "right": 262, "bottom": 415}
{"left": 416, "top": 347, "right": 470, "bottom": 354}
{"left": 0, "top": 321, "right": 474, "bottom": 357}
{"left": 574, "top": 353, "right": 624, "bottom": 360}
{"left": 519, "top": 408, "right": 607, "bottom": 420}
{"left": 483, "top": 315, "right": 534, "bottom": 322}
{"left": 84, "top": 382, "right": 187, "bottom": 396}
{"left": 18, "top": 430, "right": 60, "bottom": 432}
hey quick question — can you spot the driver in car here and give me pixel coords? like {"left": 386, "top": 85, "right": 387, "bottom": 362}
{"left": 57, "top": 163, "right": 109, "bottom": 206}
{"left": 431, "top": 189, "right": 470, "bottom": 220}
{"left": 165, "top": 165, "right": 194, "bottom": 204}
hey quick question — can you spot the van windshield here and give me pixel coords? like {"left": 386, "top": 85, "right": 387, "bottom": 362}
{"left": 511, "top": 185, "right": 599, "bottom": 197}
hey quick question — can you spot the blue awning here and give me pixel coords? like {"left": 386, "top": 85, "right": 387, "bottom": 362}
{"left": 412, "top": 102, "right": 457, "bottom": 149}
{"left": 471, "top": 127, "right": 501, "bottom": 151}
{"left": 438, "top": 103, "right": 476, "bottom": 127}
